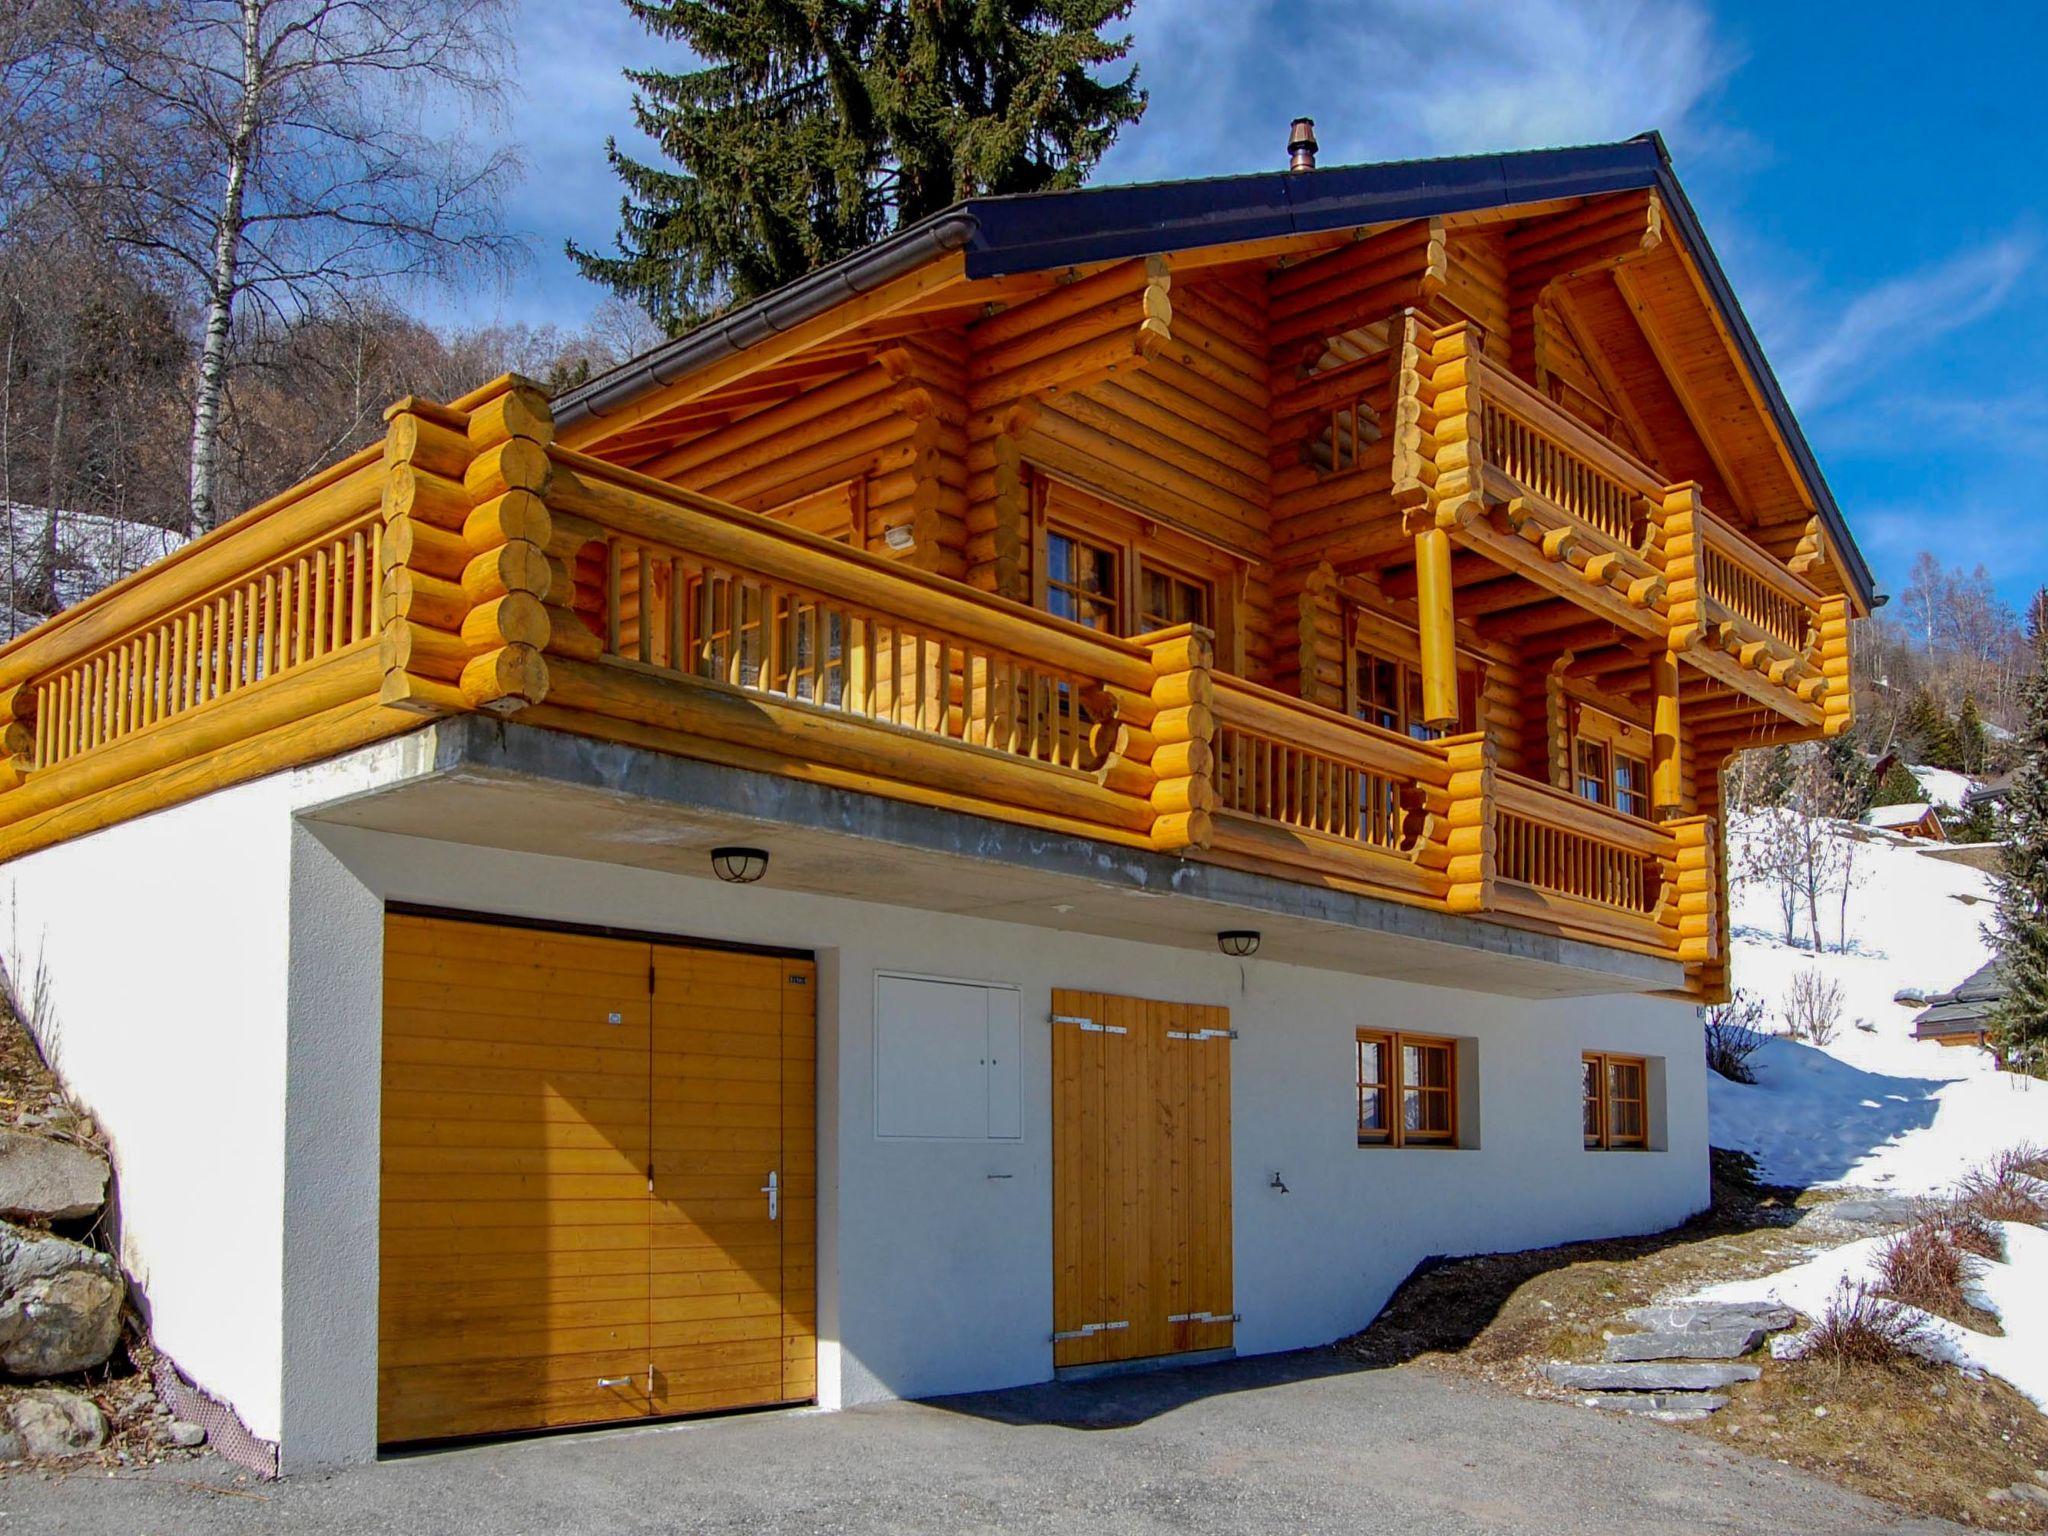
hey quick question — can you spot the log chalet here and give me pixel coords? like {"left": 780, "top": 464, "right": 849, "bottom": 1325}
{"left": 0, "top": 131, "right": 1868, "bottom": 1471}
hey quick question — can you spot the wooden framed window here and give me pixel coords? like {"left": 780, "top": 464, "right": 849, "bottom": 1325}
{"left": 1570, "top": 702, "right": 1653, "bottom": 820}
{"left": 1031, "top": 479, "right": 1244, "bottom": 661}
{"left": 1583, "top": 1051, "right": 1649, "bottom": 1150}
{"left": 1350, "top": 644, "right": 1479, "bottom": 741}
{"left": 1139, "top": 562, "right": 1212, "bottom": 632}
{"left": 1043, "top": 526, "right": 1121, "bottom": 633}
{"left": 1357, "top": 1030, "right": 1458, "bottom": 1148}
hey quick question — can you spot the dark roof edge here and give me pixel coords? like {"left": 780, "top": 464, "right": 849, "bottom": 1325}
{"left": 1640, "top": 136, "right": 1874, "bottom": 606}
{"left": 553, "top": 210, "right": 981, "bottom": 431}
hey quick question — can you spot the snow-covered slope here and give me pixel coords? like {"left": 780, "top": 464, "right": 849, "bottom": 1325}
{"left": 1910, "top": 764, "right": 1974, "bottom": 812}
{"left": 1711, "top": 816, "right": 2046, "bottom": 1193}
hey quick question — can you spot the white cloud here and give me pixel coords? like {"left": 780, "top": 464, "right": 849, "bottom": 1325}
{"left": 1099, "top": 0, "right": 1736, "bottom": 183}
{"left": 1776, "top": 233, "right": 2036, "bottom": 413}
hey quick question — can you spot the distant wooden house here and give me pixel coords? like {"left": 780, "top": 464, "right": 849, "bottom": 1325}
{"left": 1863, "top": 802, "right": 1947, "bottom": 841}
{"left": 1913, "top": 961, "right": 2003, "bottom": 1050}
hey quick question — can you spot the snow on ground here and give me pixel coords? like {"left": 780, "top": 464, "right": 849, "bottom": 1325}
{"left": 1712, "top": 814, "right": 2046, "bottom": 1193}
{"left": 1687, "top": 1223, "right": 2048, "bottom": 1412}
{"left": 1911, "top": 764, "right": 1975, "bottom": 811}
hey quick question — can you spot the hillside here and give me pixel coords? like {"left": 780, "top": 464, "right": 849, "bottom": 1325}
{"left": 1712, "top": 815, "right": 2044, "bottom": 1192}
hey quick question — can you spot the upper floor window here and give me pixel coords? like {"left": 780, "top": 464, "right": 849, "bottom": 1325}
{"left": 1570, "top": 703, "right": 1652, "bottom": 819}
{"left": 1583, "top": 1051, "right": 1648, "bottom": 1149}
{"left": 1044, "top": 527, "right": 1121, "bottom": 633}
{"left": 1352, "top": 645, "right": 1478, "bottom": 741}
{"left": 1140, "top": 563, "right": 1212, "bottom": 631}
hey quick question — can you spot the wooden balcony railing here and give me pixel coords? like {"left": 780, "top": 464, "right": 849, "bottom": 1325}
{"left": 1206, "top": 676, "right": 1450, "bottom": 905}
{"left": 0, "top": 375, "right": 1729, "bottom": 994}
{"left": 1396, "top": 314, "right": 1840, "bottom": 727}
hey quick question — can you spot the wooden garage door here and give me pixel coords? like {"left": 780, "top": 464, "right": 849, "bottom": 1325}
{"left": 1051, "top": 990, "right": 1233, "bottom": 1369}
{"left": 379, "top": 912, "right": 815, "bottom": 1444}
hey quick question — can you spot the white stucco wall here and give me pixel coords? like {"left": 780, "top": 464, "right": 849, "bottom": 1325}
{"left": 0, "top": 748, "right": 1708, "bottom": 1470}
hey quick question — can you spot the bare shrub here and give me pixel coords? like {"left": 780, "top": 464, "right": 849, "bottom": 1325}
{"left": 1795, "top": 1282, "right": 1933, "bottom": 1368}
{"left": 1915, "top": 1201, "right": 2006, "bottom": 1262}
{"left": 1780, "top": 968, "right": 1845, "bottom": 1046}
{"left": 1954, "top": 1160, "right": 2048, "bottom": 1225}
{"left": 1705, "top": 992, "right": 1769, "bottom": 1083}
{"left": 1876, "top": 1224, "right": 1971, "bottom": 1317}
{"left": 1991, "top": 1143, "right": 2048, "bottom": 1183}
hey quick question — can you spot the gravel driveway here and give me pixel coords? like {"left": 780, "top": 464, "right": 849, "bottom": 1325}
{"left": 0, "top": 1351, "right": 1969, "bottom": 1534}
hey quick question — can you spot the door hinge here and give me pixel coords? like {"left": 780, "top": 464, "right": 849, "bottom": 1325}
{"left": 1052, "top": 1014, "right": 1127, "bottom": 1034}
{"left": 1051, "top": 1319, "right": 1129, "bottom": 1342}
{"left": 1168, "top": 1310, "right": 1240, "bottom": 1324}
{"left": 1166, "top": 1028, "right": 1237, "bottom": 1041}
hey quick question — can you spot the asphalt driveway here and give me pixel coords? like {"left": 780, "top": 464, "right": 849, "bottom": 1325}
{"left": 0, "top": 1351, "right": 1968, "bottom": 1534}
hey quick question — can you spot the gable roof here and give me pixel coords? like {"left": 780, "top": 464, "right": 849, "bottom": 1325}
{"left": 1864, "top": 802, "right": 1939, "bottom": 829}
{"left": 554, "top": 133, "right": 1871, "bottom": 607}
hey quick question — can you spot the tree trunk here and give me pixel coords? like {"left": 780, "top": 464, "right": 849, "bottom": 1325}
{"left": 187, "top": 0, "right": 265, "bottom": 534}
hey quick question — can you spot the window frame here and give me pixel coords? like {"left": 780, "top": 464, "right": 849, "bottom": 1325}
{"left": 1040, "top": 522, "right": 1125, "bottom": 635}
{"left": 1568, "top": 699, "right": 1655, "bottom": 821}
{"left": 1582, "top": 1051, "right": 1649, "bottom": 1150}
{"left": 1356, "top": 1029, "right": 1459, "bottom": 1149}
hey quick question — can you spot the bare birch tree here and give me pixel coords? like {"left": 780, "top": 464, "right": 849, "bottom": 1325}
{"left": 62, "top": 0, "right": 521, "bottom": 530}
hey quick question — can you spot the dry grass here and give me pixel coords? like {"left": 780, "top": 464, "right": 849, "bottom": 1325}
{"left": 1794, "top": 1282, "right": 1934, "bottom": 1370}
{"left": 1918, "top": 1201, "right": 2006, "bottom": 1262}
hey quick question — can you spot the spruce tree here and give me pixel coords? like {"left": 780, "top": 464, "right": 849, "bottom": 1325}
{"left": 1821, "top": 734, "right": 1874, "bottom": 818}
{"left": 1868, "top": 758, "right": 1925, "bottom": 808}
{"left": 1957, "top": 693, "right": 1988, "bottom": 775}
{"left": 1902, "top": 686, "right": 1964, "bottom": 771}
{"left": 570, "top": 0, "right": 1146, "bottom": 333}
{"left": 1990, "top": 591, "right": 2048, "bottom": 1077}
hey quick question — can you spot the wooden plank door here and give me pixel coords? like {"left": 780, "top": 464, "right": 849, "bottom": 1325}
{"left": 1051, "top": 989, "right": 1233, "bottom": 1369}
{"left": 379, "top": 913, "right": 655, "bottom": 1443}
{"left": 648, "top": 946, "right": 817, "bottom": 1415}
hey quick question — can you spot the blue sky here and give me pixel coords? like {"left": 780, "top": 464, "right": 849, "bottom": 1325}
{"left": 472, "top": 0, "right": 2047, "bottom": 610}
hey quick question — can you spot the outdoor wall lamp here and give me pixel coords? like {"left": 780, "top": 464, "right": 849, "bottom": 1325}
{"left": 1217, "top": 930, "right": 1261, "bottom": 958}
{"left": 710, "top": 847, "right": 770, "bottom": 884}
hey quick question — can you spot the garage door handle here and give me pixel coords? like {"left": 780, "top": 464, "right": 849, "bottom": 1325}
{"left": 761, "top": 1170, "right": 779, "bottom": 1221}
{"left": 597, "top": 1376, "right": 632, "bottom": 1389}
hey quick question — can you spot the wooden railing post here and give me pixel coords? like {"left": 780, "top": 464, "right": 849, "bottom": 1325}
{"left": 0, "top": 685, "right": 33, "bottom": 794}
{"left": 1816, "top": 593, "right": 1852, "bottom": 737}
{"left": 379, "top": 395, "right": 477, "bottom": 715}
{"left": 1394, "top": 314, "right": 1481, "bottom": 729}
{"left": 1143, "top": 624, "right": 1215, "bottom": 854}
{"left": 1440, "top": 733, "right": 1495, "bottom": 913}
{"left": 1657, "top": 481, "right": 1705, "bottom": 654}
{"left": 459, "top": 377, "right": 555, "bottom": 714}
{"left": 1668, "top": 813, "right": 1720, "bottom": 966}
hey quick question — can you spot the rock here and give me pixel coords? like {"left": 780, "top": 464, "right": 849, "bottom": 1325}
{"left": 1989, "top": 1488, "right": 2012, "bottom": 1504}
{"left": 0, "top": 1131, "right": 109, "bottom": 1222}
{"left": 1822, "top": 1196, "right": 1922, "bottom": 1226}
{"left": 2011, "top": 1484, "right": 2048, "bottom": 1510}
{"left": 0, "top": 1226, "right": 124, "bottom": 1376}
{"left": 1543, "top": 1362, "right": 1762, "bottom": 1392}
{"left": 1580, "top": 1391, "right": 1730, "bottom": 1418}
{"left": 2034, "top": 1468, "right": 2048, "bottom": 1487}
{"left": 1605, "top": 1326, "right": 1765, "bottom": 1363}
{"left": 164, "top": 1419, "right": 205, "bottom": 1448}
{"left": 1624, "top": 1302, "right": 1799, "bottom": 1334}
{"left": 6, "top": 1387, "right": 107, "bottom": 1456}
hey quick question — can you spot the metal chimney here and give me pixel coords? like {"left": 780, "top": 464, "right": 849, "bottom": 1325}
{"left": 1288, "top": 118, "right": 1319, "bottom": 172}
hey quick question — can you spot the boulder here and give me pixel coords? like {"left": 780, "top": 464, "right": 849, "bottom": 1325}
{"left": 0, "top": 1131, "right": 109, "bottom": 1223}
{"left": 1543, "top": 1361, "right": 1761, "bottom": 1392}
{"left": 5, "top": 1387, "right": 107, "bottom": 1457}
{"left": 0, "top": 1226, "right": 123, "bottom": 1376}
{"left": 1605, "top": 1325, "right": 1766, "bottom": 1363}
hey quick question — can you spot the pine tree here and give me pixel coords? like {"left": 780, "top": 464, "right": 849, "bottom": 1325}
{"left": 1901, "top": 686, "right": 1964, "bottom": 771}
{"left": 1989, "top": 590, "right": 2048, "bottom": 1077}
{"left": 1957, "top": 693, "right": 1988, "bottom": 774}
{"left": 1821, "top": 734, "right": 1875, "bottom": 818}
{"left": 570, "top": 0, "right": 1146, "bottom": 333}
{"left": 1868, "top": 758, "right": 1924, "bottom": 808}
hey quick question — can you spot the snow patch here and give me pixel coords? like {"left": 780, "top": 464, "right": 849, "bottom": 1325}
{"left": 1910, "top": 764, "right": 1974, "bottom": 812}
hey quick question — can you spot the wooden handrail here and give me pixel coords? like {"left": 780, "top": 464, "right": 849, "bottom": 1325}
{"left": 1493, "top": 769, "right": 1673, "bottom": 858}
{"left": 547, "top": 446, "right": 1158, "bottom": 693}
{"left": 1210, "top": 675, "right": 1451, "bottom": 788}
{"left": 1470, "top": 354, "right": 1664, "bottom": 499}
{"left": 1691, "top": 505, "right": 1824, "bottom": 611}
